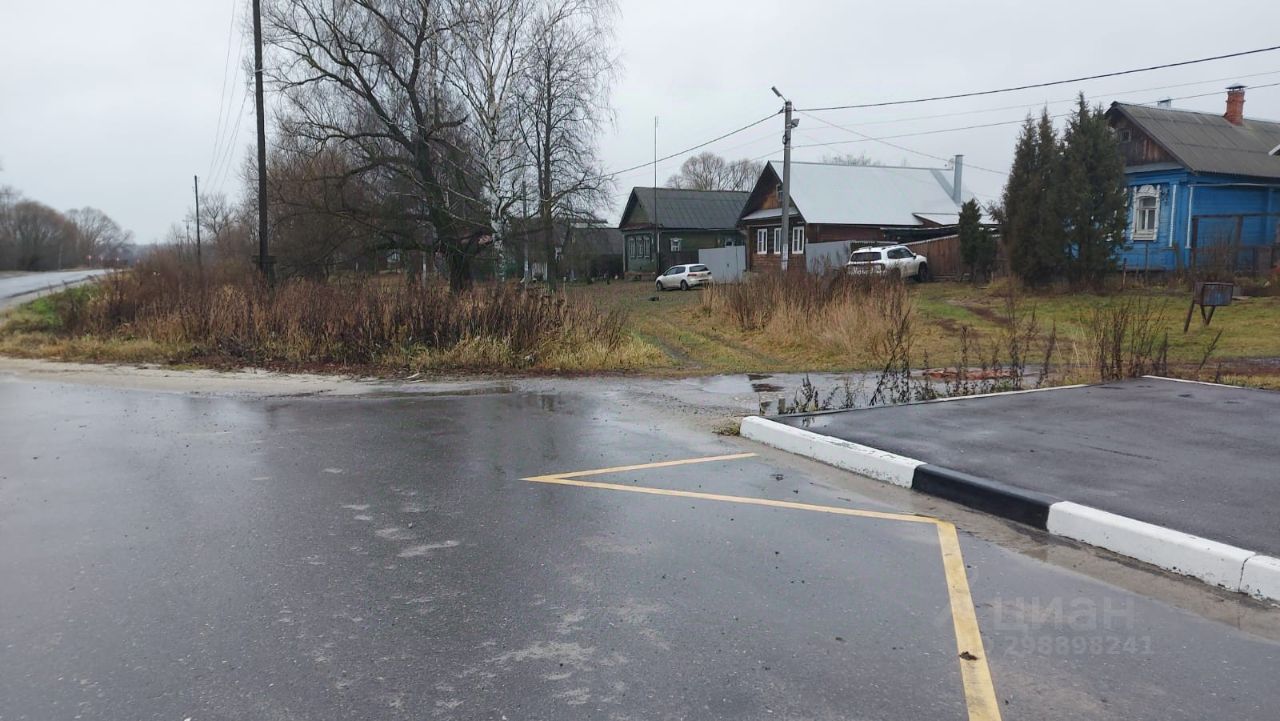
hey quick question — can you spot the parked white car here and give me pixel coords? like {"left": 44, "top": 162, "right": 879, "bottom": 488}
{"left": 655, "top": 264, "right": 713, "bottom": 291}
{"left": 845, "top": 245, "right": 930, "bottom": 281}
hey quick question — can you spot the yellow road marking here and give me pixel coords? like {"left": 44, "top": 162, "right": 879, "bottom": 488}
{"left": 937, "top": 521, "right": 1002, "bottom": 721}
{"left": 526, "top": 452, "right": 758, "bottom": 481}
{"left": 524, "top": 454, "right": 1002, "bottom": 721}
{"left": 524, "top": 474, "right": 937, "bottom": 524}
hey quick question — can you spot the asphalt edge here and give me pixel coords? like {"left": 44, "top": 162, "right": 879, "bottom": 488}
{"left": 740, "top": 415, "right": 1280, "bottom": 603}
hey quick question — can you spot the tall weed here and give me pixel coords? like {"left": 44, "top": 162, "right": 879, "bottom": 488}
{"left": 49, "top": 251, "right": 640, "bottom": 371}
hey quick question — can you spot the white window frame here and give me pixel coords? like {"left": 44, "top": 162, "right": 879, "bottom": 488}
{"left": 669, "top": 237, "right": 681, "bottom": 252}
{"left": 1132, "top": 185, "right": 1159, "bottom": 242}
{"left": 771, "top": 228, "right": 781, "bottom": 255}
{"left": 791, "top": 226, "right": 805, "bottom": 254}
{"left": 756, "top": 228, "right": 768, "bottom": 254}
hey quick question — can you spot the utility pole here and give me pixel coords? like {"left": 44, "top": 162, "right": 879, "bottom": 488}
{"left": 193, "top": 175, "right": 203, "bottom": 269}
{"left": 521, "top": 179, "right": 530, "bottom": 282}
{"left": 252, "top": 0, "right": 272, "bottom": 283}
{"left": 772, "top": 87, "right": 799, "bottom": 273}
{"left": 653, "top": 116, "right": 660, "bottom": 273}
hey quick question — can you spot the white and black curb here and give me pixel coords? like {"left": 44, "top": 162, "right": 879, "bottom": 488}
{"left": 741, "top": 415, "right": 1280, "bottom": 603}
{"left": 739, "top": 416, "right": 921, "bottom": 488}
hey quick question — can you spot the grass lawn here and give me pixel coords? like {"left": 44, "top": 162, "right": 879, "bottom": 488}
{"left": 567, "top": 279, "right": 1280, "bottom": 384}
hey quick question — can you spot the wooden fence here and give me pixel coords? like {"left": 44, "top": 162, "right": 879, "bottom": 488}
{"left": 902, "top": 235, "right": 963, "bottom": 279}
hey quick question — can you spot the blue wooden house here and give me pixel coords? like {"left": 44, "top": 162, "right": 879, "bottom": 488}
{"left": 1106, "top": 86, "right": 1280, "bottom": 273}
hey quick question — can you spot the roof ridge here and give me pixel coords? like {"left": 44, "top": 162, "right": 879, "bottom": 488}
{"left": 1116, "top": 101, "right": 1280, "bottom": 127}
{"left": 633, "top": 186, "right": 749, "bottom": 194}
{"left": 779, "top": 159, "right": 951, "bottom": 171}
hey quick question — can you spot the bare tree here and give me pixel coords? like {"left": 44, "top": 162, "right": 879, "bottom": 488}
{"left": 7, "top": 201, "right": 75, "bottom": 271}
{"left": 67, "top": 208, "right": 133, "bottom": 267}
{"left": 444, "top": 0, "right": 535, "bottom": 278}
{"left": 518, "top": 0, "right": 617, "bottom": 289}
{"left": 665, "top": 152, "right": 761, "bottom": 191}
{"left": 0, "top": 186, "right": 17, "bottom": 269}
{"left": 264, "top": 0, "right": 488, "bottom": 290}
{"left": 821, "top": 152, "right": 883, "bottom": 167}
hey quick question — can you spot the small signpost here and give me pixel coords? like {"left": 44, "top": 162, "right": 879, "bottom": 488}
{"left": 1184, "top": 281, "right": 1234, "bottom": 332}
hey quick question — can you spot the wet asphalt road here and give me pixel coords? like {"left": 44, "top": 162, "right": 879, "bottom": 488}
{"left": 0, "top": 270, "right": 112, "bottom": 310}
{"left": 2, "top": 376, "right": 1280, "bottom": 720}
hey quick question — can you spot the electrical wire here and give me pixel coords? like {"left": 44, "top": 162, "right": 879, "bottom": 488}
{"left": 595, "top": 111, "right": 780, "bottom": 180}
{"left": 210, "top": 92, "right": 250, "bottom": 192}
{"left": 808, "top": 69, "right": 1280, "bottom": 129}
{"left": 798, "top": 110, "right": 1006, "bottom": 175}
{"left": 790, "top": 82, "right": 1280, "bottom": 163}
{"left": 800, "top": 45, "right": 1280, "bottom": 112}
{"left": 598, "top": 57, "right": 1280, "bottom": 186}
{"left": 206, "top": 0, "right": 242, "bottom": 182}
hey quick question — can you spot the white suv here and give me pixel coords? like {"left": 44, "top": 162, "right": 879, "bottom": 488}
{"left": 845, "top": 245, "right": 930, "bottom": 281}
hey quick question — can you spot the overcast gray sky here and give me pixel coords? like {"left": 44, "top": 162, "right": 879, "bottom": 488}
{"left": 3, "top": 0, "right": 1279, "bottom": 244}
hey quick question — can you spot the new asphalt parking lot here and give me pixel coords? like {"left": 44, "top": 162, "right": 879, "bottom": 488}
{"left": 3, "top": 373, "right": 1280, "bottom": 720}
{"left": 774, "top": 377, "right": 1280, "bottom": 557}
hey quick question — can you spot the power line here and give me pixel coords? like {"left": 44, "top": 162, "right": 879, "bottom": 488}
{"left": 798, "top": 110, "right": 1006, "bottom": 175}
{"left": 800, "top": 45, "right": 1280, "bottom": 112}
{"left": 210, "top": 91, "right": 250, "bottom": 192}
{"left": 207, "top": 0, "right": 243, "bottom": 181}
{"left": 1162, "top": 80, "right": 1280, "bottom": 103}
{"left": 598, "top": 52, "right": 1280, "bottom": 187}
{"left": 790, "top": 82, "right": 1280, "bottom": 162}
{"left": 596, "top": 112, "right": 780, "bottom": 181}
{"left": 807, "top": 68, "right": 1280, "bottom": 129}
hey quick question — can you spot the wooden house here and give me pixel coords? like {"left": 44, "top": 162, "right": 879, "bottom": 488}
{"left": 1106, "top": 86, "right": 1280, "bottom": 273}
{"left": 617, "top": 187, "right": 748, "bottom": 277}
{"left": 737, "top": 159, "right": 974, "bottom": 274}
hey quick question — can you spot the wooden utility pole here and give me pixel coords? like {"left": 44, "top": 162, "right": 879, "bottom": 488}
{"left": 193, "top": 175, "right": 202, "bottom": 269}
{"left": 772, "top": 87, "right": 798, "bottom": 273}
{"left": 252, "top": 0, "right": 272, "bottom": 282}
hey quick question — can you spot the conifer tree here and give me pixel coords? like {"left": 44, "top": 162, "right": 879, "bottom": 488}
{"left": 958, "top": 198, "right": 995, "bottom": 282}
{"left": 1059, "top": 95, "right": 1128, "bottom": 287}
{"left": 999, "top": 109, "right": 1066, "bottom": 286}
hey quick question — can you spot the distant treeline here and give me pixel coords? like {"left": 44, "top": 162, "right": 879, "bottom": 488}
{"left": 0, "top": 186, "right": 136, "bottom": 271}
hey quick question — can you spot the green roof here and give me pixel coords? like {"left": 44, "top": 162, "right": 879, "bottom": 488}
{"left": 619, "top": 187, "right": 748, "bottom": 231}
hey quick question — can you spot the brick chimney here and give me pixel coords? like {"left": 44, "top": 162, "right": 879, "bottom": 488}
{"left": 1225, "top": 85, "right": 1246, "bottom": 126}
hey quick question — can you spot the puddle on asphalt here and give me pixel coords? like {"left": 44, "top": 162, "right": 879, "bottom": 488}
{"left": 368, "top": 382, "right": 517, "bottom": 399}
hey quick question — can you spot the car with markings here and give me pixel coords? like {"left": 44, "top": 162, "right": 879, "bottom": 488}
{"left": 845, "top": 244, "right": 930, "bottom": 281}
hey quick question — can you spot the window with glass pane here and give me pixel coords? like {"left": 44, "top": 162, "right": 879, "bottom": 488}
{"left": 791, "top": 226, "right": 805, "bottom": 254}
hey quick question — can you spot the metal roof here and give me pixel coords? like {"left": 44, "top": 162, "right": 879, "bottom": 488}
{"left": 620, "top": 187, "right": 749, "bottom": 230}
{"left": 740, "top": 208, "right": 799, "bottom": 221}
{"left": 753, "top": 161, "right": 973, "bottom": 226}
{"left": 1110, "top": 102, "right": 1280, "bottom": 179}
{"left": 913, "top": 212, "right": 963, "bottom": 225}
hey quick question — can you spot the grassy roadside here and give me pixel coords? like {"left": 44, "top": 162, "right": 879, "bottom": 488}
{"left": 566, "top": 280, "right": 1280, "bottom": 380}
{"left": 0, "top": 263, "right": 668, "bottom": 375}
{"left": 6, "top": 270, "right": 1280, "bottom": 387}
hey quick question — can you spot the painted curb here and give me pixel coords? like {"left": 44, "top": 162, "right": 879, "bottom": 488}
{"left": 914, "top": 465, "right": 1056, "bottom": 530}
{"left": 1045, "top": 502, "right": 1255, "bottom": 591}
{"left": 739, "top": 414, "right": 1280, "bottom": 603}
{"left": 739, "top": 416, "right": 920, "bottom": 488}
{"left": 1241, "top": 554, "right": 1280, "bottom": 601}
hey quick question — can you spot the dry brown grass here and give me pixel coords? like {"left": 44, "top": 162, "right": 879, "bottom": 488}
{"left": 3, "top": 251, "right": 662, "bottom": 373}
{"left": 700, "top": 272, "right": 912, "bottom": 365}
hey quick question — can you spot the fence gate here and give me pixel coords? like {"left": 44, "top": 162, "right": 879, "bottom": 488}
{"left": 697, "top": 246, "right": 746, "bottom": 282}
